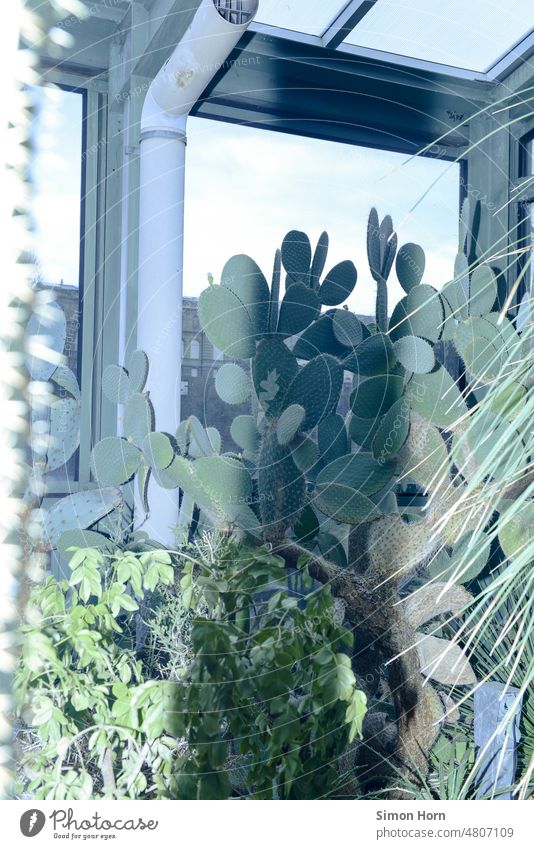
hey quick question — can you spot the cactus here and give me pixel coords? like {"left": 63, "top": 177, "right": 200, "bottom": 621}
{"left": 25, "top": 299, "right": 67, "bottom": 381}
{"left": 42, "top": 487, "right": 122, "bottom": 550}
{"left": 393, "top": 335, "right": 435, "bottom": 374}
{"left": 90, "top": 436, "right": 142, "bottom": 486}
{"left": 215, "top": 362, "right": 253, "bottom": 405}
{"left": 276, "top": 404, "right": 305, "bottom": 446}
{"left": 83, "top": 210, "right": 525, "bottom": 790}
{"left": 318, "top": 260, "right": 358, "bottom": 306}
{"left": 396, "top": 242, "right": 426, "bottom": 293}
{"left": 46, "top": 398, "right": 81, "bottom": 472}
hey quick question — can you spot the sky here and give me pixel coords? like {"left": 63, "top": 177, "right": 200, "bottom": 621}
{"left": 32, "top": 86, "right": 460, "bottom": 317}
{"left": 32, "top": 86, "right": 82, "bottom": 288}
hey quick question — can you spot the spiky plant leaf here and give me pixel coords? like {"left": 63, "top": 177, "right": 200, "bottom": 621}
{"left": 283, "top": 354, "right": 343, "bottom": 430}
{"left": 367, "top": 207, "right": 381, "bottom": 282}
{"left": 230, "top": 415, "right": 260, "bottom": 454}
{"left": 215, "top": 362, "right": 252, "bottom": 405}
{"left": 26, "top": 300, "right": 67, "bottom": 380}
{"left": 127, "top": 349, "right": 149, "bottom": 392}
{"left": 371, "top": 397, "right": 410, "bottom": 460}
{"left": 57, "top": 528, "right": 113, "bottom": 556}
{"left": 316, "top": 452, "right": 395, "bottom": 497}
{"left": 43, "top": 487, "right": 122, "bottom": 549}
{"left": 198, "top": 285, "right": 256, "bottom": 358}
{"left": 91, "top": 437, "right": 142, "bottom": 486}
{"left": 293, "top": 313, "right": 348, "bottom": 360}
{"left": 318, "top": 414, "right": 348, "bottom": 466}
{"left": 277, "top": 282, "right": 320, "bottom": 337}
{"left": 281, "top": 230, "right": 312, "bottom": 285}
{"left": 393, "top": 335, "right": 435, "bottom": 373}
{"left": 344, "top": 332, "right": 396, "bottom": 377}
{"left": 406, "top": 366, "right": 467, "bottom": 429}
{"left": 141, "top": 431, "right": 174, "bottom": 470}
{"left": 498, "top": 501, "right": 534, "bottom": 561}
{"left": 124, "top": 392, "right": 154, "bottom": 445}
{"left": 318, "top": 260, "right": 357, "bottom": 306}
{"left": 293, "top": 502, "right": 320, "bottom": 543}
{"left": 47, "top": 398, "right": 80, "bottom": 471}
{"left": 396, "top": 242, "right": 426, "bottom": 292}
{"left": 310, "top": 231, "right": 329, "bottom": 290}
{"left": 52, "top": 365, "right": 80, "bottom": 400}
{"left": 469, "top": 265, "right": 497, "bottom": 316}
{"left": 102, "top": 364, "right": 131, "bottom": 404}
{"left": 314, "top": 485, "right": 381, "bottom": 525}
{"left": 276, "top": 404, "right": 305, "bottom": 446}
{"left": 269, "top": 249, "right": 281, "bottom": 332}
{"left": 253, "top": 337, "right": 298, "bottom": 417}
{"left": 404, "top": 583, "right": 472, "bottom": 629}
{"left": 348, "top": 412, "right": 381, "bottom": 449}
{"left": 221, "top": 253, "right": 270, "bottom": 338}
{"left": 351, "top": 373, "right": 404, "bottom": 419}
{"left": 332, "top": 310, "right": 365, "bottom": 348}
{"left": 417, "top": 635, "right": 476, "bottom": 686}
{"left": 292, "top": 435, "right": 320, "bottom": 472}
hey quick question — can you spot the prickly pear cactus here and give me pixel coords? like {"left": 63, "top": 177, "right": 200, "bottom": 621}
{"left": 181, "top": 208, "right": 530, "bottom": 788}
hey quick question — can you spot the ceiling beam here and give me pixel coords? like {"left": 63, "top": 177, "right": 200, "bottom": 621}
{"left": 322, "top": 0, "right": 378, "bottom": 50}
{"left": 86, "top": 1, "right": 131, "bottom": 24}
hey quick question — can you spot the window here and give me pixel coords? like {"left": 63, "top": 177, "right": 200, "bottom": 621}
{"left": 189, "top": 339, "right": 200, "bottom": 359}
{"left": 343, "top": 0, "right": 532, "bottom": 73}
{"left": 256, "top": 0, "right": 351, "bottom": 36}
{"left": 185, "top": 117, "right": 461, "bottom": 318}
{"left": 191, "top": 368, "right": 199, "bottom": 378}
{"left": 31, "top": 85, "right": 84, "bottom": 488}
{"left": 517, "top": 132, "right": 534, "bottom": 324}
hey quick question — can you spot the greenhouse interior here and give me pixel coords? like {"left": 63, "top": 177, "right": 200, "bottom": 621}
{"left": 3, "top": 0, "right": 534, "bottom": 806}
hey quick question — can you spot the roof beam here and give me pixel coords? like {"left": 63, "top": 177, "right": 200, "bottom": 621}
{"left": 86, "top": 1, "right": 131, "bottom": 24}
{"left": 322, "top": 0, "right": 378, "bottom": 50}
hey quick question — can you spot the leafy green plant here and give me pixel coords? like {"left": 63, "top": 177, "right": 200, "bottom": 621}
{"left": 172, "top": 539, "right": 367, "bottom": 800}
{"left": 14, "top": 547, "right": 184, "bottom": 800}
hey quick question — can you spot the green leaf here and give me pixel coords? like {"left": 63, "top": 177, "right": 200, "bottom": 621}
{"left": 276, "top": 404, "right": 305, "bottom": 446}
{"left": 198, "top": 284, "right": 256, "bottom": 359}
{"left": 277, "top": 282, "right": 320, "bottom": 337}
{"left": 406, "top": 366, "right": 467, "bottom": 429}
{"left": 253, "top": 337, "right": 298, "bottom": 417}
{"left": 283, "top": 354, "right": 343, "bottom": 430}
{"left": 91, "top": 437, "right": 142, "bottom": 486}
{"left": 215, "top": 362, "right": 252, "bottom": 405}
{"left": 332, "top": 310, "right": 365, "bottom": 348}
{"left": 346, "top": 690, "right": 367, "bottom": 742}
{"left": 102, "top": 364, "right": 131, "bottom": 404}
{"left": 141, "top": 431, "right": 174, "bottom": 470}
{"left": 393, "top": 335, "right": 435, "bottom": 374}
{"left": 124, "top": 392, "right": 154, "bottom": 445}
{"left": 127, "top": 349, "right": 149, "bottom": 392}
{"left": 316, "top": 452, "right": 395, "bottom": 496}
{"left": 281, "top": 230, "right": 312, "bottom": 285}
{"left": 319, "top": 260, "right": 357, "bottom": 306}
{"left": 396, "top": 242, "right": 426, "bottom": 293}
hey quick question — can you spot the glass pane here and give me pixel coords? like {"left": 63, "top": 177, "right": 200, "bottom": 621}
{"left": 184, "top": 116, "right": 460, "bottom": 445}
{"left": 256, "top": 0, "right": 349, "bottom": 36}
{"left": 31, "top": 85, "right": 84, "bottom": 488}
{"left": 344, "top": 0, "right": 533, "bottom": 72}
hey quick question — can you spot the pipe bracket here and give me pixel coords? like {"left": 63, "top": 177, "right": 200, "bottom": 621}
{"left": 140, "top": 128, "right": 187, "bottom": 144}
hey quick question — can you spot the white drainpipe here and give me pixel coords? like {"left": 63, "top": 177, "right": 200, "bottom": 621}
{"left": 137, "top": 0, "right": 259, "bottom": 545}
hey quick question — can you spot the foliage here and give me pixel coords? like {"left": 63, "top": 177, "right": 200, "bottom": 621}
{"left": 172, "top": 540, "right": 367, "bottom": 800}
{"left": 14, "top": 547, "right": 184, "bottom": 800}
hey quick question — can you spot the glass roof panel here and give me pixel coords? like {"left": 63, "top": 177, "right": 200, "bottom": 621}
{"left": 255, "top": 0, "right": 350, "bottom": 37}
{"left": 344, "top": 0, "right": 533, "bottom": 72}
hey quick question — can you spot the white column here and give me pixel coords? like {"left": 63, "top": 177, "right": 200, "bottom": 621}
{"left": 136, "top": 123, "right": 186, "bottom": 545}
